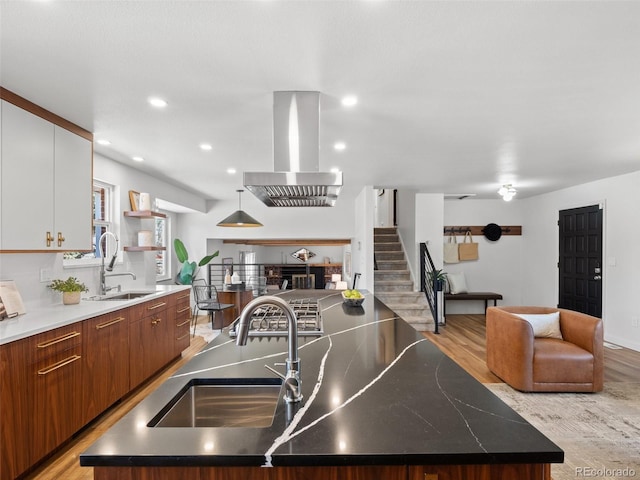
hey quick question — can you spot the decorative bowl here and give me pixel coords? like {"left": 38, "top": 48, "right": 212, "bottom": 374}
{"left": 341, "top": 290, "right": 365, "bottom": 307}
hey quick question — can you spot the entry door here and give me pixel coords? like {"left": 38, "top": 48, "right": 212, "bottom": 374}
{"left": 558, "top": 205, "right": 603, "bottom": 317}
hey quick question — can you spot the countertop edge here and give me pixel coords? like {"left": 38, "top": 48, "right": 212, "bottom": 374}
{"left": 0, "top": 284, "right": 191, "bottom": 345}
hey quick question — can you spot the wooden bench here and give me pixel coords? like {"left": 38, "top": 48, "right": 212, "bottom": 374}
{"left": 443, "top": 292, "right": 503, "bottom": 316}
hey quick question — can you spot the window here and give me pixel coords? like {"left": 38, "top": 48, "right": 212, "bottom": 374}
{"left": 63, "top": 180, "right": 116, "bottom": 267}
{"left": 155, "top": 213, "right": 171, "bottom": 281}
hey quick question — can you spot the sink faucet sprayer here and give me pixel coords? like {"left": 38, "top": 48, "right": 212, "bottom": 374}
{"left": 98, "top": 232, "right": 136, "bottom": 295}
{"left": 235, "top": 296, "right": 303, "bottom": 403}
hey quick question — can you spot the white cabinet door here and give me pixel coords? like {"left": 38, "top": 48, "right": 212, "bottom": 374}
{"left": 54, "top": 126, "right": 92, "bottom": 251}
{"left": 0, "top": 100, "right": 92, "bottom": 251}
{"left": 1, "top": 100, "right": 54, "bottom": 250}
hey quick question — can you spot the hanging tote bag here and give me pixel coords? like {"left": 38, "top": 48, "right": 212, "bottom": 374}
{"left": 443, "top": 234, "right": 460, "bottom": 264}
{"left": 458, "top": 231, "right": 479, "bottom": 261}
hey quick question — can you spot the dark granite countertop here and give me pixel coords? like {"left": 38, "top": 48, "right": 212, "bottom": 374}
{"left": 80, "top": 290, "right": 563, "bottom": 468}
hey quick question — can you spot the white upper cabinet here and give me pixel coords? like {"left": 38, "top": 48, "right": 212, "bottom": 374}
{"left": 53, "top": 126, "right": 93, "bottom": 250}
{"left": 0, "top": 97, "right": 93, "bottom": 251}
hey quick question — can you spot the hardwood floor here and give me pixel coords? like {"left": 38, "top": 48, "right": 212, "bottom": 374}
{"left": 22, "top": 314, "right": 640, "bottom": 480}
{"left": 424, "top": 314, "right": 640, "bottom": 384}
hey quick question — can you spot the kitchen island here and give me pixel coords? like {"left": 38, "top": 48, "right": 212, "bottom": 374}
{"left": 80, "top": 290, "right": 563, "bottom": 480}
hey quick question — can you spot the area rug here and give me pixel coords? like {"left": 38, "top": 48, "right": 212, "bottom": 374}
{"left": 486, "top": 382, "right": 640, "bottom": 480}
{"left": 193, "top": 323, "right": 221, "bottom": 343}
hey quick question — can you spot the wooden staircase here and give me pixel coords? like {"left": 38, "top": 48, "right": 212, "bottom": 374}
{"left": 374, "top": 227, "right": 434, "bottom": 332}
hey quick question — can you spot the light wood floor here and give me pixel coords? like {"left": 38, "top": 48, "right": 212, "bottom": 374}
{"left": 23, "top": 314, "right": 640, "bottom": 480}
{"left": 424, "top": 314, "right": 640, "bottom": 384}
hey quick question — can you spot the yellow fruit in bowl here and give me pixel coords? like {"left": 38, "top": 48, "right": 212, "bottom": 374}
{"left": 343, "top": 289, "right": 363, "bottom": 299}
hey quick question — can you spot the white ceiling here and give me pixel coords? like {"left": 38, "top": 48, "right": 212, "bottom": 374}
{"left": 2, "top": 1, "right": 640, "bottom": 207}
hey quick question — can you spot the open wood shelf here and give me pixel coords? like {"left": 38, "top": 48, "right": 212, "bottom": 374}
{"left": 124, "top": 210, "right": 166, "bottom": 219}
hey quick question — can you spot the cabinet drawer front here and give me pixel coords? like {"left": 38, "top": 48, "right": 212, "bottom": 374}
{"left": 175, "top": 290, "right": 191, "bottom": 305}
{"left": 144, "top": 299, "right": 168, "bottom": 313}
{"left": 31, "top": 325, "right": 82, "bottom": 363}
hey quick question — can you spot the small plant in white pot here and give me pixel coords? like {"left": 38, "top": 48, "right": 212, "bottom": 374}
{"left": 48, "top": 277, "right": 88, "bottom": 305}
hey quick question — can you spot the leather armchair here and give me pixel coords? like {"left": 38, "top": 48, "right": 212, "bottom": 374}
{"left": 486, "top": 306, "right": 604, "bottom": 392}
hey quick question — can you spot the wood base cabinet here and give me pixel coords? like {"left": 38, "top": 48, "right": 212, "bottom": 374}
{"left": 83, "top": 310, "right": 131, "bottom": 424}
{"left": 218, "top": 290, "right": 253, "bottom": 328}
{"left": 94, "top": 463, "right": 551, "bottom": 480}
{"left": 0, "top": 291, "right": 190, "bottom": 479}
{"left": 0, "top": 323, "right": 83, "bottom": 480}
{"left": 130, "top": 296, "right": 176, "bottom": 390}
{"left": 171, "top": 290, "right": 193, "bottom": 356}
{"left": 0, "top": 336, "right": 32, "bottom": 480}
{"left": 31, "top": 333, "right": 84, "bottom": 463}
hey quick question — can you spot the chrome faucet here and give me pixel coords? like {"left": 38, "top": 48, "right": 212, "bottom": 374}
{"left": 235, "top": 296, "right": 302, "bottom": 403}
{"left": 98, "top": 232, "right": 136, "bottom": 295}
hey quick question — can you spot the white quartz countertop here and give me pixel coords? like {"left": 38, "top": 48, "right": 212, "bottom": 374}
{"left": 0, "top": 285, "right": 191, "bottom": 345}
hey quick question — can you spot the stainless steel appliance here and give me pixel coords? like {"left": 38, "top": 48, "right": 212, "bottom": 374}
{"left": 228, "top": 297, "right": 323, "bottom": 337}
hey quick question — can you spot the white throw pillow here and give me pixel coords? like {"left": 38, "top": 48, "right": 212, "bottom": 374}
{"left": 447, "top": 272, "right": 468, "bottom": 294}
{"left": 515, "top": 312, "right": 563, "bottom": 339}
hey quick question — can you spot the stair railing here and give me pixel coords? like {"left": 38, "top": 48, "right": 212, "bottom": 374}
{"left": 419, "top": 242, "right": 440, "bottom": 334}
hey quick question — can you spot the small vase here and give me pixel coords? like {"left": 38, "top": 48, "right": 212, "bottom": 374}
{"left": 63, "top": 291, "right": 81, "bottom": 305}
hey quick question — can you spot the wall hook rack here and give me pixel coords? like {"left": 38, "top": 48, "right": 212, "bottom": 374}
{"left": 444, "top": 225, "right": 522, "bottom": 236}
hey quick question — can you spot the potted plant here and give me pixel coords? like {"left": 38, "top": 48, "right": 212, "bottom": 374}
{"left": 48, "top": 276, "right": 88, "bottom": 305}
{"left": 428, "top": 269, "right": 447, "bottom": 326}
{"left": 428, "top": 269, "right": 447, "bottom": 291}
{"left": 173, "top": 238, "right": 219, "bottom": 285}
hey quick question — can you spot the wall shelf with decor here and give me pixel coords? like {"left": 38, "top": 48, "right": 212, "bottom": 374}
{"left": 123, "top": 211, "right": 166, "bottom": 251}
{"left": 124, "top": 210, "right": 166, "bottom": 219}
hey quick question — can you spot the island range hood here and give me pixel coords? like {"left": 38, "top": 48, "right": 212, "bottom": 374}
{"left": 243, "top": 91, "right": 343, "bottom": 207}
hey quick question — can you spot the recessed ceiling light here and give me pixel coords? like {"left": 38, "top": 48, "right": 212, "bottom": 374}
{"left": 200, "top": 143, "right": 213, "bottom": 151}
{"left": 132, "top": 156, "right": 144, "bottom": 162}
{"left": 96, "top": 139, "right": 111, "bottom": 146}
{"left": 226, "top": 168, "right": 237, "bottom": 174}
{"left": 334, "top": 142, "right": 346, "bottom": 151}
{"left": 330, "top": 167, "right": 341, "bottom": 173}
{"left": 341, "top": 95, "right": 358, "bottom": 107}
{"left": 148, "top": 97, "right": 167, "bottom": 108}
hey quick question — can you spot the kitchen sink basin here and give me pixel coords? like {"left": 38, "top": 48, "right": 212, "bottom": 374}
{"left": 148, "top": 378, "right": 283, "bottom": 428}
{"left": 89, "top": 291, "right": 155, "bottom": 301}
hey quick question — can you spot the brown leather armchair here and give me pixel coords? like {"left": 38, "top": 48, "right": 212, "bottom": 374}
{"left": 486, "top": 306, "right": 604, "bottom": 392}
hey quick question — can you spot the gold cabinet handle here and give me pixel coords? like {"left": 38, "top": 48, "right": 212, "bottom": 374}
{"left": 46, "top": 231, "right": 54, "bottom": 247}
{"left": 151, "top": 318, "right": 162, "bottom": 325}
{"left": 177, "top": 306, "right": 191, "bottom": 314}
{"left": 176, "top": 332, "right": 190, "bottom": 341}
{"left": 178, "top": 293, "right": 190, "bottom": 300}
{"left": 57, "top": 231, "right": 65, "bottom": 247}
{"left": 38, "top": 355, "right": 81, "bottom": 375}
{"left": 37, "top": 331, "right": 80, "bottom": 349}
{"left": 95, "top": 317, "right": 125, "bottom": 330}
{"left": 176, "top": 319, "right": 190, "bottom": 328}
{"left": 147, "top": 302, "right": 166, "bottom": 311}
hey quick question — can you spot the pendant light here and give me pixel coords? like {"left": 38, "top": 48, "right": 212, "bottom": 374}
{"left": 217, "top": 189, "right": 263, "bottom": 227}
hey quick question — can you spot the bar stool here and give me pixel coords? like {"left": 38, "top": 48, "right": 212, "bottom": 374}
{"left": 191, "top": 282, "right": 234, "bottom": 335}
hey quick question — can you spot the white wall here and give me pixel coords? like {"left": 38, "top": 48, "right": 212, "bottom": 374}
{"left": 396, "top": 188, "right": 418, "bottom": 288}
{"left": 375, "top": 188, "right": 394, "bottom": 227}
{"left": 521, "top": 170, "right": 640, "bottom": 351}
{"left": 416, "top": 193, "right": 445, "bottom": 272}
{"left": 442, "top": 199, "right": 524, "bottom": 313}
{"left": 352, "top": 186, "right": 375, "bottom": 291}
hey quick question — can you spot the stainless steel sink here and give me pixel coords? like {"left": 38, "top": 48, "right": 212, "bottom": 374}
{"left": 148, "top": 378, "right": 283, "bottom": 428}
{"left": 89, "top": 292, "right": 155, "bottom": 301}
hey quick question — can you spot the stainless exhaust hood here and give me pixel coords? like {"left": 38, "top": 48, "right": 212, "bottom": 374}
{"left": 243, "top": 91, "right": 343, "bottom": 207}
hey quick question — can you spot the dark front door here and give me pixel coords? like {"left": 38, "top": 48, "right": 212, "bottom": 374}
{"left": 558, "top": 205, "right": 603, "bottom": 317}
